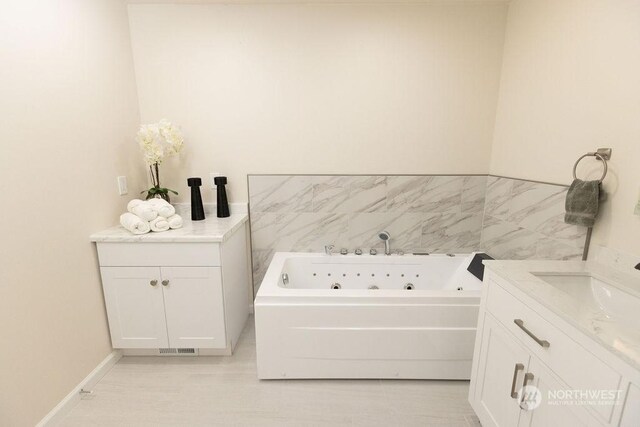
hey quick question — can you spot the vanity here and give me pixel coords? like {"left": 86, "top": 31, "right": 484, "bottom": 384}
{"left": 469, "top": 258, "right": 640, "bottom": 426}
{"left": 90, "top": 213, "right": 251, "bottom": 356}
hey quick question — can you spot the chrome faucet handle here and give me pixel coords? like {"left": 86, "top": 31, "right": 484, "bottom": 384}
{"left": 324, "top": 245, "right": 334, "bottom": 255}
{"left": 370, "top": 248, "right": 377, "bottom": 255}
{"left": 340, "top": 248, "right": 348, "bottom": 255}
{"left": 354, "top": 248, "right": 363, "bottom": 255}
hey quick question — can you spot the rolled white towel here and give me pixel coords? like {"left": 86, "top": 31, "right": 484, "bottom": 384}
{"left": 166, "top": 214, "right": 183, "bottom": 229}
{"left": 146, "top": 198, "right": 176, "bottom": 218}
{"left": 127, "top": 199, "right": 140, "bottom": 211}
{"left": 149, "top": 216, "right": 170, "bottom": 232}
{"left": 120, "top": 213, "right": 151, "bottom": 235}
{"left": 127, "top": 199, "right": 157, "bottom": 221}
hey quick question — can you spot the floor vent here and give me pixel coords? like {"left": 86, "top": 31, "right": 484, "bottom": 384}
{"left": 158, "top": 348, "right": 197, "bottom": 356}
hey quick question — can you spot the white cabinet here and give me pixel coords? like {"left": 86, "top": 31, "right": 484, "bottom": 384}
{"left": 473, "top": 312, "right": 592, "bottom": 427}
{"left": 101, "top": 266, "right": 226, "bottom": 349}
{"left": 162, "top": 267, "right": 226, "bottom": 349}
{"left": 101, "top": 267, "right": 169, "bottom": 348}
{"left": 94, "top": 222, "right": 250, "bottom": 355}
{"left": 474, "top": 313, "right": 531, "bottom": 427}
{"left": 520, "top": 358, "right": 591, "bottom": 427}
{"left": 469, "top": 271, "right": 639, "bottom": 427}
{"left": 620, "top": 383, "right": 640, "bottom": 427}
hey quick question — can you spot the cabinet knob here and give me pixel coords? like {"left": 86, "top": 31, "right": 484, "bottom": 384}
{"left": 150, "top": 280, "right": 158, "bottom": 286}
{"left": 162, "top": 280, "right": 170, "bottom": 286}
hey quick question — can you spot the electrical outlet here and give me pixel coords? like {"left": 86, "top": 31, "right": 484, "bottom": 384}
{"left": 209, "top": 172, "right": 221, "bottom": 189}
{"left": 117, "top": 176, "right": 128, "bottom": 195}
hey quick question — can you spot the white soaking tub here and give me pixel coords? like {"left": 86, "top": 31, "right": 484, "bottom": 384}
{"left": 255, "top": 252, "right": 483, "bottom": 380}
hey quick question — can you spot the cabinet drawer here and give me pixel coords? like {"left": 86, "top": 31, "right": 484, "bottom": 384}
{"left": 97, "top": 242, "right": 221, "bottom": 267}
{"left": 486, "top": 279, "right": 622, "bottom": 423}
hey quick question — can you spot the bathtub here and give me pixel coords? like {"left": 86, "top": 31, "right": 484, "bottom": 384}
{"left": 255, "top": 252, "right": 483, "bottom": 380}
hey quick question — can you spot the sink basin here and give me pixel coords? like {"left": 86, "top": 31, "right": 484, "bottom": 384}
{"left": 532, "top": 272, "right": 640, "bottom": 329}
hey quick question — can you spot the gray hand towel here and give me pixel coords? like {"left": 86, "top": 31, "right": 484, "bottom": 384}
{"left": 564, "top": 179, "right": 601, "bottom": 227}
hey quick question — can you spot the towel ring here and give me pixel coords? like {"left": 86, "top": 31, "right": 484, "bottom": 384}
{"left": 572, "top": 149, "right": 611, "bottom": 183}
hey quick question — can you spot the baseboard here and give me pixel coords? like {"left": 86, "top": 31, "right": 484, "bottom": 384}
{"left": 36, "top": 350, "right": 122, "bottom": 427}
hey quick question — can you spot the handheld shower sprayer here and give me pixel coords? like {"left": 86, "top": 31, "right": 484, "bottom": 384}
{"left": 378, "top": 231, "right": 391, "bottom": 255}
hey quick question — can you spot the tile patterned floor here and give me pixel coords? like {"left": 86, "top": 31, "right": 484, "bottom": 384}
{"left": 61, "top": 318, "right": 481, "bottom": 426}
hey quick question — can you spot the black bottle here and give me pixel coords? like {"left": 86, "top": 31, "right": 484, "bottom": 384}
{"left": 214, "top": 176, "right": 230, "bottom": 218}
{"left": 187, "top": 177, "right": 205, "bottom": 221}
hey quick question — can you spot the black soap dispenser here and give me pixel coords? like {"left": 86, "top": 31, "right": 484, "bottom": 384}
{"left": 214, "top": 176, "right": 230, "bottom": 218}
{"left": 187, "top": 177, "right": 205, "bottom": 221}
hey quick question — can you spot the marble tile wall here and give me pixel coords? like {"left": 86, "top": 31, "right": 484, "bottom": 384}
{"left": 248, "top": 174, "right": 589, "bottom": 289}
{"left": 480, "top": 176, "right": 587, "bottom": 261}
{"left": 248, "top": 175, "right": 487, "bottom": 288}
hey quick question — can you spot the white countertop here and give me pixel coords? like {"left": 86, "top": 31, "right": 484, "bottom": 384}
{"left": 484, "top": 259, "right": 640, "bottom": 372}
{"left": 90, "top": 213, "right": 248, "bottom": 243}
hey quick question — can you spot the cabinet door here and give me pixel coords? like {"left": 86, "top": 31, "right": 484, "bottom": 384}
{"left": 620, "top": 383, "right": 640, "bottom": 427}
{"left": 473, "top": 313, "right": 530, "bottom": 427}
{"left": 161, "top": 267, "right": 226, "bottom": 349}
{"left": 518, "top": 358, "right": 595, "bottom": 427}
{"left": 100, "top": 267, "right": 169, "bottom": 348}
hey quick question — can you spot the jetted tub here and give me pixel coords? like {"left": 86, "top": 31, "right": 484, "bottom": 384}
{"left": 255, "top": 252, "right": 483, "bottom": 380}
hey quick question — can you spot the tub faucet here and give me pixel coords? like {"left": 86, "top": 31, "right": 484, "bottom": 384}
{"left": 324, "top": 245, "right": 334, "bottom": 256}
{"left": 378, "top": 231, "right": 391, "bottom": 255}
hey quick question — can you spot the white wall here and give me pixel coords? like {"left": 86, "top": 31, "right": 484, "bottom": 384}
{"left": 0, "top": 1, "right": 144, "bottom": 425}
{"left": 128, "top": 2, "right": 508, "bottom": 202}
{"left": 490, "top": 0, "right": 640, "bottom": 256}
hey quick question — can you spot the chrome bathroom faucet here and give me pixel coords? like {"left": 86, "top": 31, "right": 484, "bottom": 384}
{"left": 378, "top": 231, "right": 391, "bottom": 255}
{"left": 324, "top": 245, "right": 335, "bottom": 256}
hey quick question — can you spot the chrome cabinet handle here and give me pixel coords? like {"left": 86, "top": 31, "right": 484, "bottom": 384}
{"left": 519, "top": 372, "right": 535, "bottom": 409}
{"left": 522, "top": 372, "right": 534, "bottom": 389}
{"left": 514, "top": 319, "right": 550, "bottom": 348}
{"left": 510, "top": 363, "right": 525, "bottom": 398}
{"left": 150, "top": 280, "right": 158, "bottom": 286}
{"left": 162, "top": 280, "right": 169, "bottom": 286}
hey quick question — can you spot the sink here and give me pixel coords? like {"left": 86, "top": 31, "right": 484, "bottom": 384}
{"left": 532, "top": 272, "right": 640, "bottom": 329}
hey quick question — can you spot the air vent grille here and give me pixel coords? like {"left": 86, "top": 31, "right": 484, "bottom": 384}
{"left": 158, "top": 348, "right": 197, "bottom": 356}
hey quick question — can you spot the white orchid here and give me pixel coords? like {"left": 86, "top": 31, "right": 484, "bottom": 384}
{"left": 136, "top": 119, "right": 184, "bottom": 202}
{"left": 158, "top": 119, "right": 184, "bottom": 155}
{"left": 136, "top": 119, "right": 184, "bottom": 165}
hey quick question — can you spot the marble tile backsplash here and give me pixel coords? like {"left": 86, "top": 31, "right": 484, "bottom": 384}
{"left": 248, "top": 175, "right": 588, "bottom": 288}
{"left": 480, "top": 176, "right": 587, "bottom": 261}
{"left": 249, "top": 175, "right": 486, "bottom": 287}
